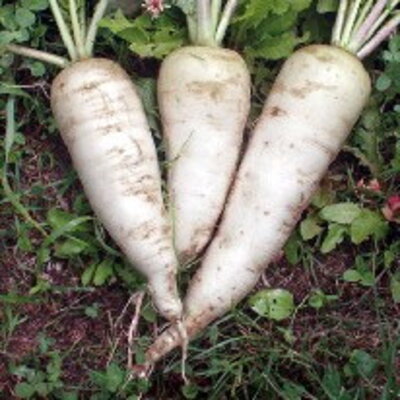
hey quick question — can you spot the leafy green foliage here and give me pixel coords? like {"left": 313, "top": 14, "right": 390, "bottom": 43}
{"left": 102, "top": 0, "right": 334, "bottom": 64}
{"left": 12, "top": 347, "right": 65, "bottom": 399}
{"left": 347, "top": 36, "right": 400, "bottom": 177}
{"left": 308, "top": 289, "right": 338, "bottom": 309}
{"left": 390, "top": 271, "right": 400, "bottom": 303}
{"left": 249, "top": 288, "right": 295, "bottom": 321}
{"left": 319, "top": 202, "right": 362, "bottom": 224}
{"left": 0, "top": 0, "right": 48, "bottom": 76}
{"left": 230, "top": 0, "right": 314, "bottom": 62}
{"left": 321, "top": 366, "right": 351, "bottom": 400}
{"left": 90, "top": 362, "right": 150, "bottom": 398}
{"left": 343, "top": 255, "right": 375, "bottom": 287}
{"left": 299, "top": 201, "right": 389, "bottom": 254}
{"left": 170, "top": 0, "right": 196, "bottom": 16}
{"left": 316, "top": 0, "right": 338, "bottom": 13}
{"left": 344, "top": 350, "right": 378, "bottom": 379}
{"left": 100, "top": 9, "right": 187, "bottom": 59}
{"left": 375, "top": 35, "right": 400, "bottom": 98}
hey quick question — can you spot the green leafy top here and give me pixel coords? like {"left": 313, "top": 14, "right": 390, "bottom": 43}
{"left": 229, "top": 0, "right": 314, "bottom": 62}
{"left": 331, "top": 0, "right": 400, "bottom": 59}
{"left": 101, "top": 0, "right": 317, "bottom": 61}
{"left": 100, "top": 9, "right": 187, "bottom": 59}
{"left": 5, "top": 0, "right": 111, "bottom": 67}
{"left": 174, "top": 0, "right": 241, "bottom": 47}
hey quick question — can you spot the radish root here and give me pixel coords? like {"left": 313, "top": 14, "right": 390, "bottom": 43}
{"left": 127, "top": 291, "right": 145, "bottom": 370}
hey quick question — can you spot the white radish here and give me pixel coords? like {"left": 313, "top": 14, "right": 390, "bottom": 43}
{"left": 51, "top": 58, "right": 181, "bottom": 320}
{"left": 145, "top": 0, "right": 400, "bottom": 362}
{"left": 158, "top": 0, "right": 250, "bottom": 264}
{"left": 7, "top": 0, "right": 182, "bottom": 321}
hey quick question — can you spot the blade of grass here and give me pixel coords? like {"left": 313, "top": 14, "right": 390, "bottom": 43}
{"left": 2, "top": 97, "right": 48, "bottom": 237}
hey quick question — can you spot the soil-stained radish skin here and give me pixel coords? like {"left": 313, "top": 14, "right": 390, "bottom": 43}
{"left": 158, "top": 46, "right": 251, "bottom": 263}
{"left": 146, "top": 45, "right": 371, "bottom": 362}
{"left": 51, "top": 58, "right": 182, "bottom": 321}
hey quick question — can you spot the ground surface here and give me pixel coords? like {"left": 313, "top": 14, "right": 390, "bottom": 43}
{"left": 1, "top": 1, "right": 400, "bottom": 399}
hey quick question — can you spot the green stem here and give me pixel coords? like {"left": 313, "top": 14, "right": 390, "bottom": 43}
{"left": 6, "top": 44, "right": 69, "bottom": 67}
{"left": 215, "top": 0, "right": 238, "bottom": 45}
{"left": 352, "top": 0, "right": 374, "bottom": 34}
{"left": 349, "top": 0, "right": 388, "bottom": 51}
{"left": 341, "top": 0, "right": 363, "bottom": 45}
{"left": 357, "top": 12, "right": 400, "bottom": 58}
{"left": 187, "top": 15, "right": 197, "bottom": 44}
{"left": 48, "top": 0, "right": 78, "bottom": 61}
{"left": 331, "top": 0, "right": 349, "bottom": 45}
{"left": 364, "top": 0, "right": 400, "bottom": 42}
{"left": 80, "top": 2, "right": 87, "bottom": 43}
{"left": 85, "top": 0, "right": 109, "bottom": 56}
{"left": 196, "top": 0, "right": 214, "bottom": 46}
{"left": 211, "top": 0, "right": 222, "bottom": 34}
{"left": 69, "top": 0, "right": 86, "bottom": 58}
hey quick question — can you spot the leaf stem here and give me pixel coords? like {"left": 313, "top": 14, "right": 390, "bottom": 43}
{"left": 357, "top": 12, "right": 400, "bottom": 58}
{"left": 349, "top": 0, "right": 389, "bottom": 51}
{"left": 6, "top": 44, "right": 69, "bottom": 67}
{"left": 332, "top": 0, "right": 349, "bottom": 45}
{"left": 187, "top": 14, "right": 197, "bottom": 44}
{"left": 85, "top": 0, "right": 109, "bottom": 56}
{"left": 364, "top": 0, "right": 400, "bottom": 42}
{"left": 341, "top": 0, "right": 363, "bottom": 45}
{"left": 80, "top": 1, "right": 87, "bottom": 42}
{"left": 352, "top": 0, "right": 374, "bottom": 34}
{"left": 48, "top": 0, "right": 78, "bottom": 61}
{"left": 211, "top": 0, "right": 222, "bottom": 34}
{"left": 196, "top": 0, "right": 214, "bottom": 46}
{"left": 69, "top": 0, "right": 87, "bottom": 58}
{"left": 215, "top": 0, "right": 238, "bottom": 46}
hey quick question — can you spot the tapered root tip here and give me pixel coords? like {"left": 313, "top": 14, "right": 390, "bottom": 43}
{"left": 146, "top": 324, "right": 183, "bottom": 364}
{"left": 148, "top": 275, "right": 183, "bottom": 322}
{"left": 153, "top": 297, "right": 183, "bottom": 323}
{"left": 145, "top": 311, "right": 216, "bottom": 363}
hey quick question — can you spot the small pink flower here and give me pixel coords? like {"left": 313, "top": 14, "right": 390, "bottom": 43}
{"left": 356, "top": 178, "right": 382, "bottom": 193}
{"left": 367, "top": 179, "right": 382, "bottom": 192}
{"left": 143, "top": 0, "right": 164, "bottom": 17}
{"left": 382, "top": 195, "right": 400, "bottom": 223}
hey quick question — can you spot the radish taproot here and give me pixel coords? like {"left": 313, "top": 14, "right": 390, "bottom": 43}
{"left": 145, "top": 0, "right": 400, "bottom": 362}
{"left": 158, "top": 0, "right": 250, "bottom": 264}
{"left": 6, "top": 0, "right": 182, "bottom": 322}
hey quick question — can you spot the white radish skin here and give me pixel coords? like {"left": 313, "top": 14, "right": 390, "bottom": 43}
{"left": 158, "top": 46, "right": 251, "bottom": 263}
{"left": 146, "top": 45, "right": 371, "bottom": 362}
{"left": 51, "top": 58, "right": 182, "bottom": 321}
